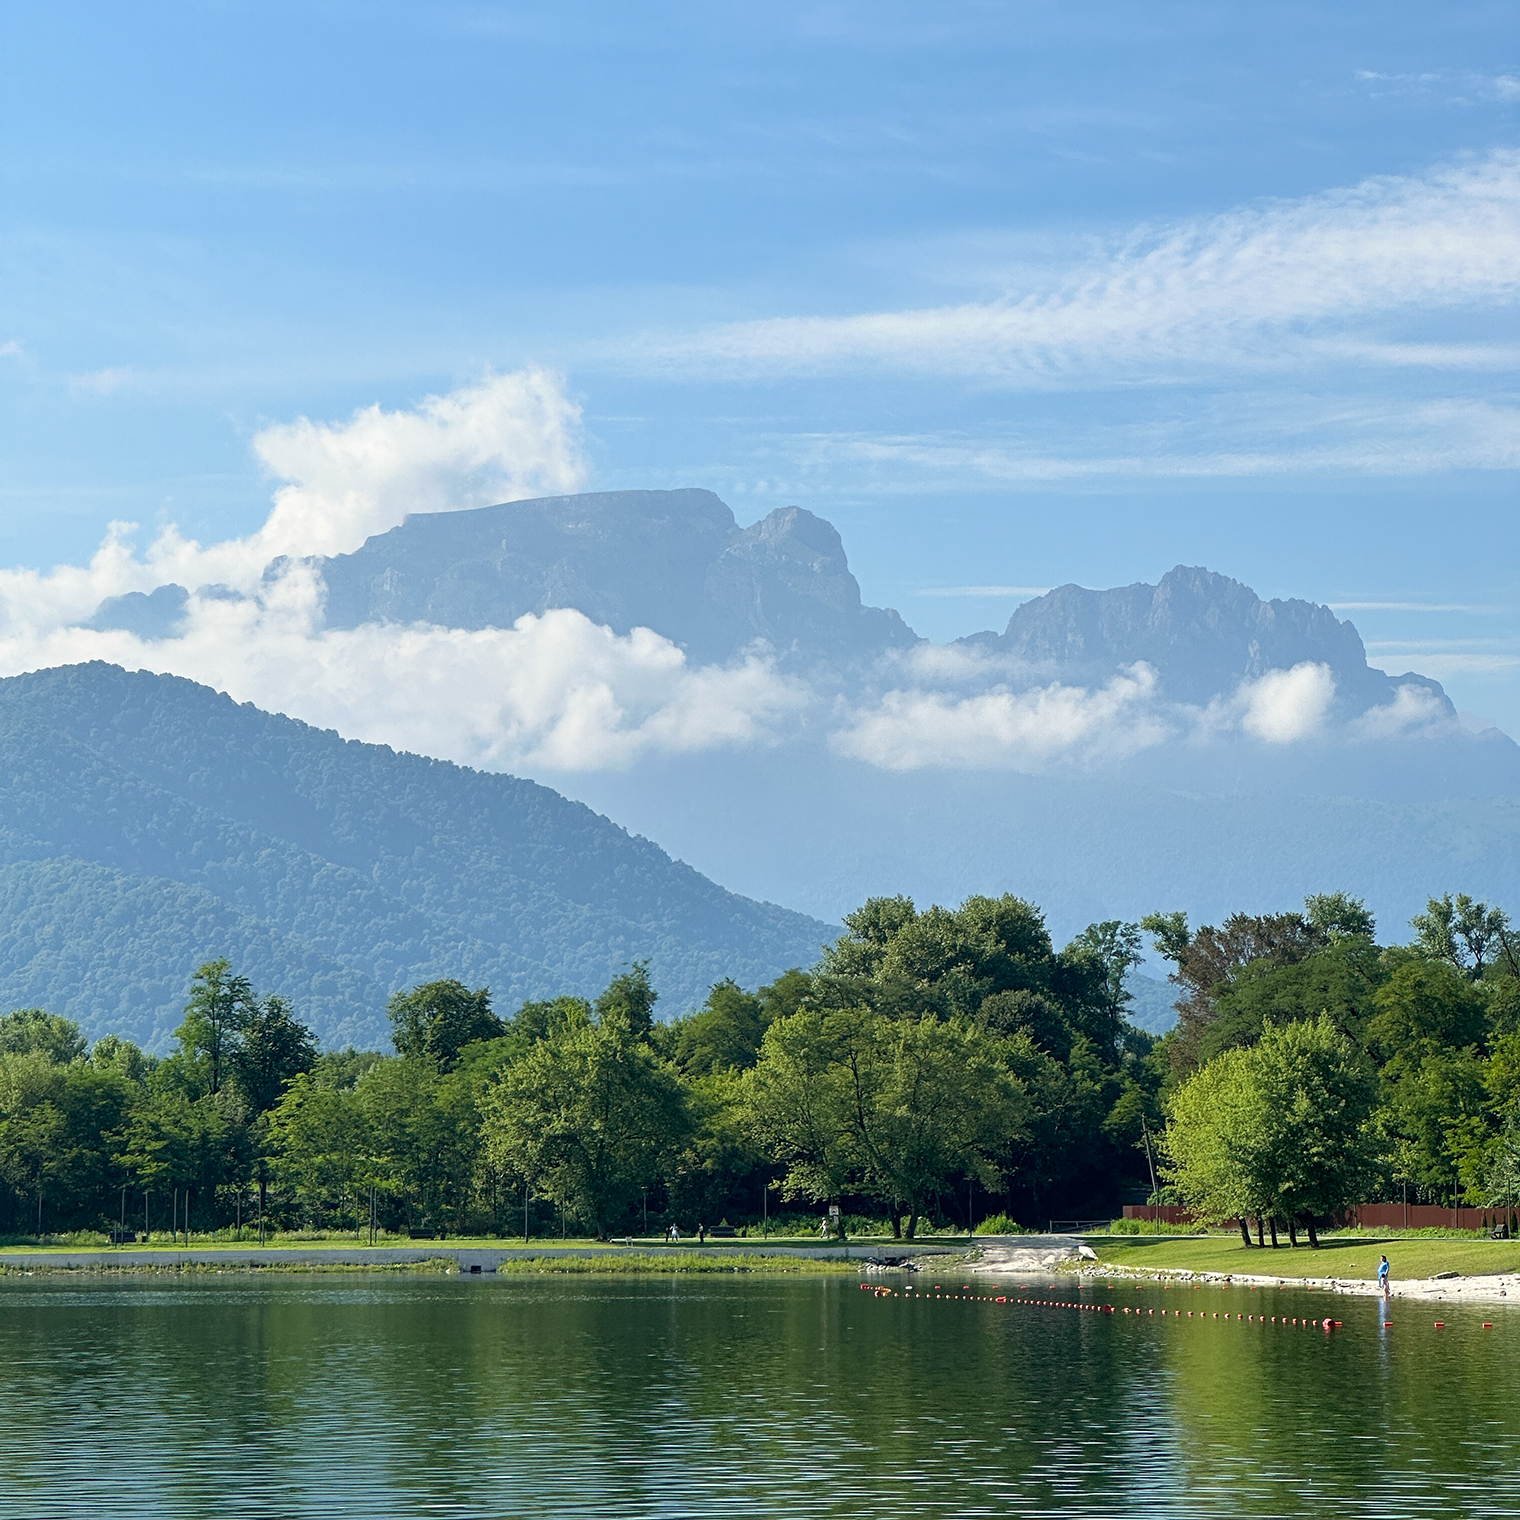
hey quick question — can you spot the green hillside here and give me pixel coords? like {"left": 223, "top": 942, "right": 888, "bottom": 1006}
{"left": 0, "top": 664, "right": 834, "bottom": 1049}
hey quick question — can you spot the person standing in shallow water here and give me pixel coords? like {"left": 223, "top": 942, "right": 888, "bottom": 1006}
{"left": 1378, "top": 1255, "right": 1390, "bottom": 1294}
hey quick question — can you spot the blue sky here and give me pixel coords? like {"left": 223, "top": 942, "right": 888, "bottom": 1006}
{"left": 2, "top": 2, "right": 1518, "bottom": 726}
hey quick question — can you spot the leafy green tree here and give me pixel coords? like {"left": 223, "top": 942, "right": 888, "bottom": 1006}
{"left": 666, "top": 1067, "right": 767, "bottom": 1227}
{"left": 177, "top": 959, "right": 256, "bottom": 1096}
{"left": 593, "top": 962, "right": 658, "bottom": 1041}
{"left": 0, "top": 1009, "right": 87, "bottom": 1064}
{"left": 1064, "top": 921, "right": 1142, "bottom": 1052}
{"left": 482, "top": 1010, "right": 688, "bottom": 1238}
{"left": 358, "top": 1057, "right": 484, "bottom": 1233}
{"left": 671, "top": 980, "right": 766, "bottom": 1076}
{"left": 741, "top": 1005, "right": 858, "bottom": 1211}
{"left": 1162, "top": 1045, "right": 1263, "bottom": 1241}
{"left": 116, "top": 1085, "right": 226, "bottom": 1225}
{"left": 1142, "top": 904, "right": 1336, "bottom": 1074}
{"left": 843, "top": 1011, "right": 1025, "bottom": 1238}
{"left": 387, "top": 980, "right": 501, "bottom": 1070}
{"left": 231, "top": 996, "right": 318, "bottom": 1113}
{"left": 1411, "top": 893, "right": 1514, "bottom": 981}
{"left": 1483, "top": 1115, "right": 1520, "bottom": 1214}
{"left": 91, "top": 1034, "right": 152, "bottom": 1085}
{"left": 1163, "top": 1019, "right": 1378, "bottom": 1246}
{"left": 1202, "top": 935, "right": 1386, "bottom": 1065}
{"left": 0, "top": 1053, "right": 69, "bottom": 1234}
{"left": 746, "top": 1005, "right": 1025, "bottom": 1237}
{"left": 1304, "top": 892, "right": 1377, "bottom": 940}
{"left": 267, "top": 1073, "right": 367, "bottom": 1230}
{"left": 1247, "top": 1018, "right": 1379, "bottom": 1238}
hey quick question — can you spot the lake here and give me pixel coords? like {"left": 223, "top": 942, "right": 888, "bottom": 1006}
{"left": 0, "top": 1270, "right": 1515, "bottom": 1517}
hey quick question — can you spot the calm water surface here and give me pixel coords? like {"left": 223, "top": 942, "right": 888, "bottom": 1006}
{"left": 0, "top": 1271, "right": 1515, "bottom": 1518}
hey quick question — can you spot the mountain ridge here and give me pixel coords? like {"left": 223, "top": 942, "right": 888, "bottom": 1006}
{"left": 303, "top": 487, "right": 919, "bottom": 666}
{"left": 968, "top": 565, "right": 1452, "bottom": 714}
{"left": 0, "top": 662, "right": 834, "bottom": 1050}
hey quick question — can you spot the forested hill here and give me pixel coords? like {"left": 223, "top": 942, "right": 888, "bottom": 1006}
{"left": 0, "top": 663, "right": 833, "bottom": 1051}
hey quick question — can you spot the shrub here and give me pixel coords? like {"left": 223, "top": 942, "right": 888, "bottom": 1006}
{"left": 973, "top": 1214, "right": 1023, "bottom": 1235}
{"left": 1107, "top": 1217, "right": 1207, "bottom": 1235}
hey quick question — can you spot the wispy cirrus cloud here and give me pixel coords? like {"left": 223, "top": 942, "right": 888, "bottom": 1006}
{"left": 621, "top": 151, "right": 1520, "bottom": 383}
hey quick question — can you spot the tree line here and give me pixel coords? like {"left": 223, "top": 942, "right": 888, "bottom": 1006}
{"left": 2, "top": 887, "right": 1515, "bottom": 1244}
{"left": 1151, "top": 892, "right": 1520, "bottom": 1243}
{"left": 0, "top": 895, "right": 1158, "bottom": 1241}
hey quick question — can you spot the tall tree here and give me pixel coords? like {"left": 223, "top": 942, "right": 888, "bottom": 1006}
{"left": 387, "top": 980, "right": 501, "bottom": 1070}
{"left": 482, "top": 1005, "right": 687, "bottom": 1238}
{"left": 0, "top": 1009, "right": 87, "bottom": 1065}
{"left": 1164, "top": 1018, "right": 1378, "bottom": 1245}
{"left": 593, "top": 962, "right": 658, "bottom": 1041}
{"left": 1412, "top": 894, "right": 1515, "bottom": 981}
{"left": 177, "top": 960, "right": 255, "bottom": 1096}
{"left": 231, "top": 996, "right": 318, "bottom": 1113}
{"left": 1064, "top": 921, "right": 1142, "bottom": 1052}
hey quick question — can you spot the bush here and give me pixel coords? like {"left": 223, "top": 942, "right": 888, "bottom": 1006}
{"left": 1107, "top": 1217, "right": 1208, "bottom": 1235}
{"left": 974, "top": 1214, "right": 1023, "bottom": 1235}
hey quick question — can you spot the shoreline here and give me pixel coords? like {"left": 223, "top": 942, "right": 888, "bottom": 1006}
{"left": 1075, "top": 1260, "right": 1520, "bottom": 1306}
{"left": 968, "top": 1238, "right": 1520, "bottom": 1306}
{"left": 0, "top": 1241, "right": 964, "bottom": 1276}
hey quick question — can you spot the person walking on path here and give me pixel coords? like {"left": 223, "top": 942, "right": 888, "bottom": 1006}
{"left": 1378, "top": 1255, "right": 1390, "bottom": 1294}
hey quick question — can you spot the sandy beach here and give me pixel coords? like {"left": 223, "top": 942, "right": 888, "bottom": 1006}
{"left": 969, "top": 1239, "right": 1520, "bottom": 1306}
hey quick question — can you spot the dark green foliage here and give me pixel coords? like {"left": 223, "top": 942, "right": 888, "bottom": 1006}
{"left": 1144, "top": 896, "right": 1374, "bottom": 1074}
{"left": 232, "top": 996, "right": 318, "bottom": 1112}
{"left": 671, "top": 980, "right": 766, "bottom": 1076}
{"left": 593, "top": 963, "right": 658, "bottom": 1042}
{"left": 387, "top": 980, "right": 502, "bottom": 1070}
{"left": 0, "top": 1008, "right": 87, "bottom": 1065}
{"left": 0, "top": 662, "right": 834, "bottom": 1050}
{"left": 1202, "top": 937, "right": 1386, "bottom": 1064}
{"left": 177, "top": 960, "right": 255, "bottom": 1096}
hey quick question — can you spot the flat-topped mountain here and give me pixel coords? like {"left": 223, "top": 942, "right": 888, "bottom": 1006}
{"left": 0, "top": 663, "right": 832, "bottom": 1050}
{"left": 301, "top": 488, "right": 919, "bottom": 666}
{"left": 971, "top": 565, "right": 1452, "bottom": 714}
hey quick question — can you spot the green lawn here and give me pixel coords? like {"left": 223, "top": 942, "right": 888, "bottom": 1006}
{"left": 1092, "top": 1233, "right": 1520, "bottom": 1281}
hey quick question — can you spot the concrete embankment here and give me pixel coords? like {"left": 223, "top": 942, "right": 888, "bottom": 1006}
{"left": 0, "top": 1241, "right": 965, "bottom": 1273}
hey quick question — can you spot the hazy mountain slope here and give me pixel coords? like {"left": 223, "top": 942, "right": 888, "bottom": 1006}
{"left": 0, "top": 858, "right": 383, "bottom": 1051}
{"left": 305, "top": 488, "right": 918, "bottom": 664}
{"left": 0, "top": 664, "right": 834, "bottom": 1049}
{"left": 557, "top": 734, "right": 1520, "bottom": 941}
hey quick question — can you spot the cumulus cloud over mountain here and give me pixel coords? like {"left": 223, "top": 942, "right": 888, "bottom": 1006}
{"left": 0, "top": 374, "right": 1485, "bottom": 787}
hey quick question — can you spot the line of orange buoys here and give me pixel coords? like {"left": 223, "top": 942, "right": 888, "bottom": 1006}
{"left": 855, "top": 1280, "right": 1352, "bottom": 1330}
{"left": 858, "top": 1280, "right": 1501, "bottom": 1334}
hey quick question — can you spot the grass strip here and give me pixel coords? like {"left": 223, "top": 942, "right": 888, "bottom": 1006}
{"left": 492, "top": 1251, "right": 856, "bottom": 1275}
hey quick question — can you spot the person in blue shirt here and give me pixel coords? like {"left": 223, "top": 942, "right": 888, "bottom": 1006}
{"left": 1378, "top": 1255, "right": 1390, "bottom": 1293}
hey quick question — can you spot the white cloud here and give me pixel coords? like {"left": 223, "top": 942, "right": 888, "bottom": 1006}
{"left": 1351, "top": 683, "right": 1453, "bottom": 741}
{"left": 0, "top": 593, "right": 808, "bottom": 773}
{"left": 627, "top": 150, "right": 1520, "bottom": 381}
{"left": 832, "top": 665, "right": 1170, "bottom": 771}
{"left": 1237, "top": 663, "right": 1336, "bottom": 743}
{"left": 829, "top": 656, "right": 1417, "bottom": 770}
{"left": 797, "top": 397, "right": 1520, "bottom": 484}
{"left": 0, "top": 369, "right": 587, "bottom": 632}
{"left": 0, "top": 371, "right": 810, "bottom": 773}
{"left": 251, "top": 368, "right": 585, "bottom": 562}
